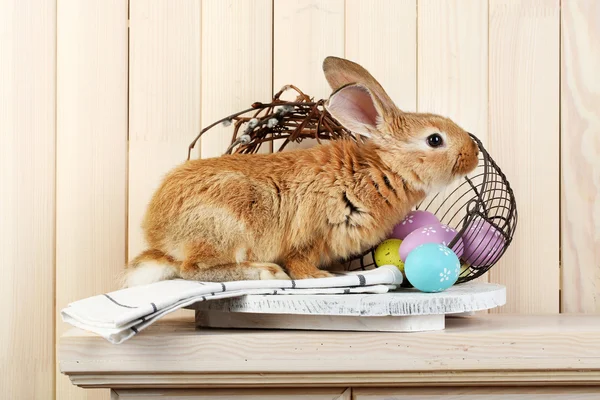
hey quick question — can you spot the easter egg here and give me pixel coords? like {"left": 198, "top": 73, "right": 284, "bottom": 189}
{"left": 404, "top": 243, "right": 460, "bottom": 293}
{"left": 374, "top": 239, "right": 405, "bottom": 272}
{"left": 390, "top": 210, "right": 440, "bottom": 240}
{"left": 398, "top": 223, "right": 464, "bottom": 262}
{"left": 462, "top": 218, "right": 506, "bottom": 267}
{"left": 459, "top": 263, "right": 471, "bottom": 278}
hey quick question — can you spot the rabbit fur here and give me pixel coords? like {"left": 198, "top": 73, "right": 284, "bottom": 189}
{"left": 123, "top": 56, "right": 480, "bottom": 287}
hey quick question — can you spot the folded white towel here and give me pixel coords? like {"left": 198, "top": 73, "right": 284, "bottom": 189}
{"left": 60, "top": 265, "right": 403, "bottom": 344}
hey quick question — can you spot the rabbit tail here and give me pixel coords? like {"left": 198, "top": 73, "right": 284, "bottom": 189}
{"left": 122, "top": 249, "right": 180, "bottom": 288}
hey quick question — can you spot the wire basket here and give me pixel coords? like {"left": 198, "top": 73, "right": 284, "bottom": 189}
{"left": 343, "top": 134, "right": 518, "bottom": 284}
{"left": 188, "top": 85, "right": 518, "bottom": 285}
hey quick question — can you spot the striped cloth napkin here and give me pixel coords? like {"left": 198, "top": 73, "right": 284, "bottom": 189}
{"left": 60, "top": 265, "right": 403, "bottom": 344}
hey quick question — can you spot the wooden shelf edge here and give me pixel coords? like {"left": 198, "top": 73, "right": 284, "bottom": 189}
{"left": 66, "top": 370, "right": 600, "bottom": 389}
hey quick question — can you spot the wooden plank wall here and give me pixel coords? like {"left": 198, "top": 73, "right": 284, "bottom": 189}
{"left": 561, "top": 0, "right": 600, "bottom": 313}
{"left": 55, "top": 3, "right": 128, "bottom": 400}
{"left": 128, "top": 0, "right": 202, "bottom": 258}
{"left": 0, "top": 0, "right": 56, "bottom": 398}
{"left": 1, "top": 0, "right": 599, "bottom": 398}
{"left": 488, "top": 0, "right": 560, "bottom": 313}
{"left": 201, "top": 0, "right": 273, "bottom": 158}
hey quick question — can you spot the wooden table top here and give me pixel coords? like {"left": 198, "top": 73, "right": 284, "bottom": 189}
{"left": 59, "top": 313, "right": 600, "bottom": 389}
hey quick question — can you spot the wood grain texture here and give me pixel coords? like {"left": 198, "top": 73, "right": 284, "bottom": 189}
{"left": 560, "top": 0, "right": 600, "bottom": 313}
{"left": 488, "top": 0, "right": 560, "bottom": 313}
{"left": 128, "top": 0, "right": 202, "bottom": 258}
{"left": 114, "top": 388, "right": 351, "bottom": 400}
{"left": 56, "top": 1, "right": 128, "bottom": 399}
{"left": 353, "top": 387, "right": 600, "bottom": 399}
{"left": 200, "top": 0, "right": 272, "bottom": 158}
{"left": 0, "top": 0, "right": 56, "bottom": 399}
{"left": 418, "top": 0, "right": 487, "bottom": 143}
{"left": 345, "top": 0, "right": 416, "bottom": 112}
{"left": 59, "top": 314, "right": 600, "bottom": 388}
{"left": 273, "top": 0, "right": 344, "bottom": 151}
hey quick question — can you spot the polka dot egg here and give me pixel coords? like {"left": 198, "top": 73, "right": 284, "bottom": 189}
{"left": 374, "top": 238, "right": 405, "bottom": 272}
{"left": 404, "top": 243, "right": 460, "bottom": 293}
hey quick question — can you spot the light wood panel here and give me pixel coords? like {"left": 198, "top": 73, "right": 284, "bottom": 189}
{"left": 200, "top": 0, "right": 272, "bottom": 158}
{"left": 273, "top": 0, "right": 345, "bottom": 151}
{"left": 345, "top": 0, "right": 416, "bottom": 112}
{"left": 0, "top": 0, "right": 56, "bottom": 398}
{"left": 128, "top": 0, "right": 202, "bottom": 258}
{"left": 488, "top": 0, "right": 560, "bottom": 313}
{"left": 56, "top": 1, "right": 128, "bottom": 399}
{"left": 418, "top": 0, "right": 487, "bottom": 142}
{"left": 561, "top": 0, "right": 600, "bottom": 313}
{"left": 353, "top": 387, "right": 600, "bottom": 399}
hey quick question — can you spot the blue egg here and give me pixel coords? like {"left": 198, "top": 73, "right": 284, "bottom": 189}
{"left": 404, "top": 243, "right": 460, "bottom": 293}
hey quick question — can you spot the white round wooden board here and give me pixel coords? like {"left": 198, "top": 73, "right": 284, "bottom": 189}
{"left": 193, "top": 282, "right": 506, "bottom": 333}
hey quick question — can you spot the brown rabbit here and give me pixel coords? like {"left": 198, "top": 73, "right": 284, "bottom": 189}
{"left": 123, "top": 56, "right": 479, "bottom": 287}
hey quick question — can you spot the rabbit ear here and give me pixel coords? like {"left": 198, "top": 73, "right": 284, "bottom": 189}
{"left": 325, "top": 83, "right": 384, "bottom": 138}
{"left": 322, "top": 56, "right": 400, "bottom": 116}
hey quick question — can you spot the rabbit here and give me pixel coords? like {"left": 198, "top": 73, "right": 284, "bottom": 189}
{"left": 123, "top": 56, "right": 480, "bottom": 287}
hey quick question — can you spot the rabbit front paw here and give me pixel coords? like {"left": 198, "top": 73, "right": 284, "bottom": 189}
{"left": 250, "top": 263, "right": 291, "bottom": 280}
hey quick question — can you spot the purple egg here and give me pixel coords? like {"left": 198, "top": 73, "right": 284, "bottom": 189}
{"left": 462, "top": 218, "right": 506, "bottom": 267}
{"left": 391, "top": 210, "right": 440, "bottom": 240}
{"left": 399, "top": 223, "right": 464, "bottom": 262}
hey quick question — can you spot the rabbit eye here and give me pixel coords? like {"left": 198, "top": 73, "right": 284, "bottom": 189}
{"left": 427, "top": 133, "right": 444, "bottom": 148}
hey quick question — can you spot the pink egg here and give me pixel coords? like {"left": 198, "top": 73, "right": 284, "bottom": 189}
{"left": 462, "top": 218, "right": 506, "bottom": 267}
{"left": 391, "top": 210, "right": 440, "bottom": 240}
{"left": 399, "top": 223, "right": 464, "bottom": 262}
